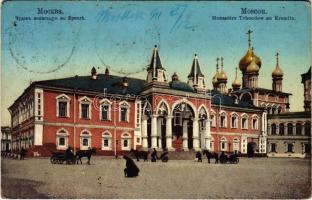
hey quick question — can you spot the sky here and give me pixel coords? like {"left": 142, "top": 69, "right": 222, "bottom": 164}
{"left": 1, "top": 1, "right": 311, "bottom": 126}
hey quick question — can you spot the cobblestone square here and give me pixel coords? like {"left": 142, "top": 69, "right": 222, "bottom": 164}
{"left": 1, "top": 157, "right": 311, "bottom": 199}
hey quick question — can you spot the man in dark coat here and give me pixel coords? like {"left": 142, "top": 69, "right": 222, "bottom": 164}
{"left": 20, "top": 147, "right": 26, "bottom": 160}
{"left": 151, "top": 148, "right": 158, "bottom": 162}
{"left": 65, "top": 146, "right": 74, "bottom": 162}
{"left": 123, "top": 155, "right": 140, "bottom": 177}
{"left": 195, "top": 151, "right": 202, "bottom": 162}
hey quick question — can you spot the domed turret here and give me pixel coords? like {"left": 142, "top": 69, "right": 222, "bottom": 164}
{"left": 246, "top": 56, "right": 260, "bottom": 73}
{"left": 232, "top": 67, "right": 241, "bottom": 90}
{"left": 239, "top": 30, "right": 262, "bottom": 73}
{"left": 239, "top": 48, "right": 261, "bottom": 72}
{"left": 272, "top": 53, "right": 283, "bottom": 78}
{"left": 272, "top": 52, "right": 283, "bottom": 92}
{"left": 212, "top": 58, "right": 220, "bottom": 89}
{"left": 91, "top": 67, "right": 97, "bottom": 80}
{"left": 172, "top": 72, "right": 179, "bottom": 81}
{"left": 217, "top": 57, "right": 227, "bottom": 82}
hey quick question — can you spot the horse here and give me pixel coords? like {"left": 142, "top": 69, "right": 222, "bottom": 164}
{"left": 75, "top": 148, "right": 96, "bottom": 165}
{"left": 129, "top": 149, "right": 149, "bottom": 162}
{"left": 202, "top": 150, "right": 219, "bottom": 164}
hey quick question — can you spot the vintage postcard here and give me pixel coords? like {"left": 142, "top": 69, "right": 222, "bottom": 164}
{"left": 1, "top": 0, "right": 311, "bottom": 199}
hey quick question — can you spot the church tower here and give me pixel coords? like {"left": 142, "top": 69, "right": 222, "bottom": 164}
{"left": 217, "top": 57, "right": 228, "bottom": 94}
{"left": 146, "top": 45, "right": 166, "bottom": 83}
{"left": 272, "top": 52, "right": 284, "bottom": 92}
{"left": 187, "top": 54, "right": 205, "bottom": 92}
{"left": 239, "top": 30, "right": 262, "bottom": 89}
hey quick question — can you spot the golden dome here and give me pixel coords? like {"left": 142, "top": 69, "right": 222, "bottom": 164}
{"left": 239, "top": 48, "right": 261, "bottom": 72}
{"left": 212, "top": 73, "right": 219, "bottom": 85}
{"left": 272, "top": 63, "right": 283, "bottom": 77}
{"left": 232, "top": 67, "right": 241, "bottom": 88}
{"left": 246, "top": 57, "right": 260, "bottom": 73}
{"left": 217, "top": 68, "right": 227, "bottom": 81}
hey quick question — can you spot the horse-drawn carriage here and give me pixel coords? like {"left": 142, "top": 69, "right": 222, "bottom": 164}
{"left": 219, "top": 153, "right": 239, "bottom": 164}
{"left": 50, "top": 148, "right": 96, "bottom": 165}
{"left": 50, "top": 151, "right": 76, "bottom": 164}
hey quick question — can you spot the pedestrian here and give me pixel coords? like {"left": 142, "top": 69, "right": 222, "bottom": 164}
{"left": 151, "top": 148, "right": 158, "bottom": 162}
{"left": 123, "top": 155, "right": 140, "bottom": 177}
{"left": 195, "top": 151, "right": 202, "bottom": 162}
{"left": 20, "top": 147, "right": 26, "bottom": 160}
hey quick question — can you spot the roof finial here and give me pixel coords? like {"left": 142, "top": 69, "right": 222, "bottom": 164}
{"left": 275, "top": 52, "right": 279, "bottom": 64}
{"left": 246, "top": 29, "right": 253, "bottom": 48}
{"left": 216, "top": 57, "right": 219, "bottom": 71}
{"left": 235, "top": 67, "right": 238, "bottom": 77}
{"left": 221, "top": 57, "right": 224, "bottom": 69}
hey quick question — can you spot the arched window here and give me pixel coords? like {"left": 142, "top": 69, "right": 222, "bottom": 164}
{"left": 220, "top": 111, "right": 227, "bottom": 128}
{"left": 79, "top": 96, "right": 92, "bottom": 119}
{"left": 231, "top": 113, "right": 238, "bottom": 128}
{"left": 278, "top": 107, "right": 282, "bottom": 114}
{"left": 56, "top": 94, "right": 71, "bottom": 118}
{"left": 287, "top": 123, "right": 293, "bottom": 135}
{"left": 220, "top": 137, "right": 227, "bottom": 151}
{"left": 304, "top": 122, "right": 311, "bottom": 135}
{"left": 279, "top": 123, "right": 284, "bottom": 135}
{"left": 56, "top": 129, "right": 69, "bottom": 150}
{"left": 233, "top": 138, "right": 240, "bottom": 153}
{"left": 100, "top": 99, "right": 112, "bottom": 121}
{"left": 119, "top": 101, "right": 130, "bottom": 122}
{"left": 241, "top": 114, "right": 248, "bottom": 129}
{"left": 252, "top": 115, "right": 258, "bottom": 130}
{"left": 271, "top": 124, "right": 277, "bottom": 135}
{"left": 296, "top": 123, "right": 302, "bottom": 135}
{"left": 80, "top": 130, "right": 91, "bottom": 150}
{"left": 121, "top": 133, "right": 131, "bottom": 150}
{"left": 102, "top": 131, "right": 112, "bottom": 150}
{"left": 210, "top": 111, "right": 216, "bottom": 127}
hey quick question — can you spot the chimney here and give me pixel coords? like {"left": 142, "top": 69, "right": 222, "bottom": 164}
{"left": 91, "top": 67, "right": 97, "bottom": 80}
{"left": 122, "top": 77, "right": 128, "bottom": 87}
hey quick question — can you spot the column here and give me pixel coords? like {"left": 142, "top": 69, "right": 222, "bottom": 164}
{"left": 141, "top": 116, "right": 148, "bottom": 148}
{"left": 182, "top": 120, "right": 188, "bottom": 151}
{"left": 166, "top": 115, "right": 174, "bottom": 150}
{"left": 193, "top": 118, "right": 200, "bottom": 150}
{"left": 276, "top": 126, "right": 279, "bottom": 135}
{"left": 151, "top": 115, "right": 158, "bottom": 148}
{"left": 284, "top": 125, "right": 288, "bottom": 135}
{"left": 292, "top": 123, "right": 296, "bottom": 135}
{"left": 157, "top": 118, "right": 162, "bottom": 149}
{"left": 204, "top": 119, "right": 211, "bottom": 150}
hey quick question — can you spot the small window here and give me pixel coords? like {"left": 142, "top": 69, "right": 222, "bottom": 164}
{"left": 123, "top": 140, "right": 128, "bottom": 147}
{"left": 271, "top": 143, "right": 276, "bottom": 152}
{"left": 120, "top": 107, "right": 128, "bottom": 122}
{"left": 242, "top": 118, "right": 247, "bottom": 129}
{"left": 287, "top": 143, "right": 293, "bottom": 153}
{"left": 59, "top": 102, "right": 67, "bottom": 117}
{"left": 103, "top": 139, "right": 109, "bottom": 147}
{"left": 174, "top": 112, "right": 182, "bottom": 126}
{"left": 81, "top": 104, "right": 89, "bottom": 119}
{"left": 220, "top": 116, "right": 226, "bottom": 128}
{"left": 59, "top": 137, "right": 65, "bottom": 146}
{"left": 252, "top": 118, "right": 258, "bottom": 129}
{"left": 82, "top": 138, "right": 88, "bottom": 146}
{"left": 231, "top": 115, "right": 237, "bottom": 128}
{"left": 210, "top": 115, "right": 215, "bottom": 127}
{"left": 296, "top": 123, "right": 302, "bottom": 135}
{"left": 101, "top": 105, "right": 109, "bottom": 120}
{"left": 304, "top": 144, "right": 311, "bottom": 154}
{"left": 271, "top": 124, "right": 277, "bottom": 135}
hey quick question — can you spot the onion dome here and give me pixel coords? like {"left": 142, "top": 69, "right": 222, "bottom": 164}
{"left": 246, "top": 56, "right": 260, "bottom": 73}
{"left": 239, "top": 48, "right": 261, "bottom": 72}
{"left": 172, "top": 72, "right": 179, "bottom": 81}
{"left": 232, "top": 67, "right": 241, "bottom": 88}
{"left": 217, "top": 57, "right": 227, "bottom": 81}
{"left": 212, "top": 58, "right": 220, "bottom": 86}
{"left": 239, "top": 30, "right": 261, "bottom": 72}
{"left": 272, "top": 52, "right": 283, "bottom": 78}
{"left": 104, "top": 67, "right": 109, "bottom": 75}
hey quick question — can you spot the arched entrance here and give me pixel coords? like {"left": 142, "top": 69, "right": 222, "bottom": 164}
{"left": 172, "top": 102, "right": 195, "bottom": 151}
{"left": 247, "top": 142, "right": 257, "bottom": 157}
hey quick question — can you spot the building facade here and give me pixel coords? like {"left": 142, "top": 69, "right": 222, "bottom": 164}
{"left": 267, "top": 67, "right": 311, "bottom": 158}
{"left": 1, "top": 126, "right": 12, "bottom": 151}
{"left": 8, "top": 31, "right": 309, "bottom": 157}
